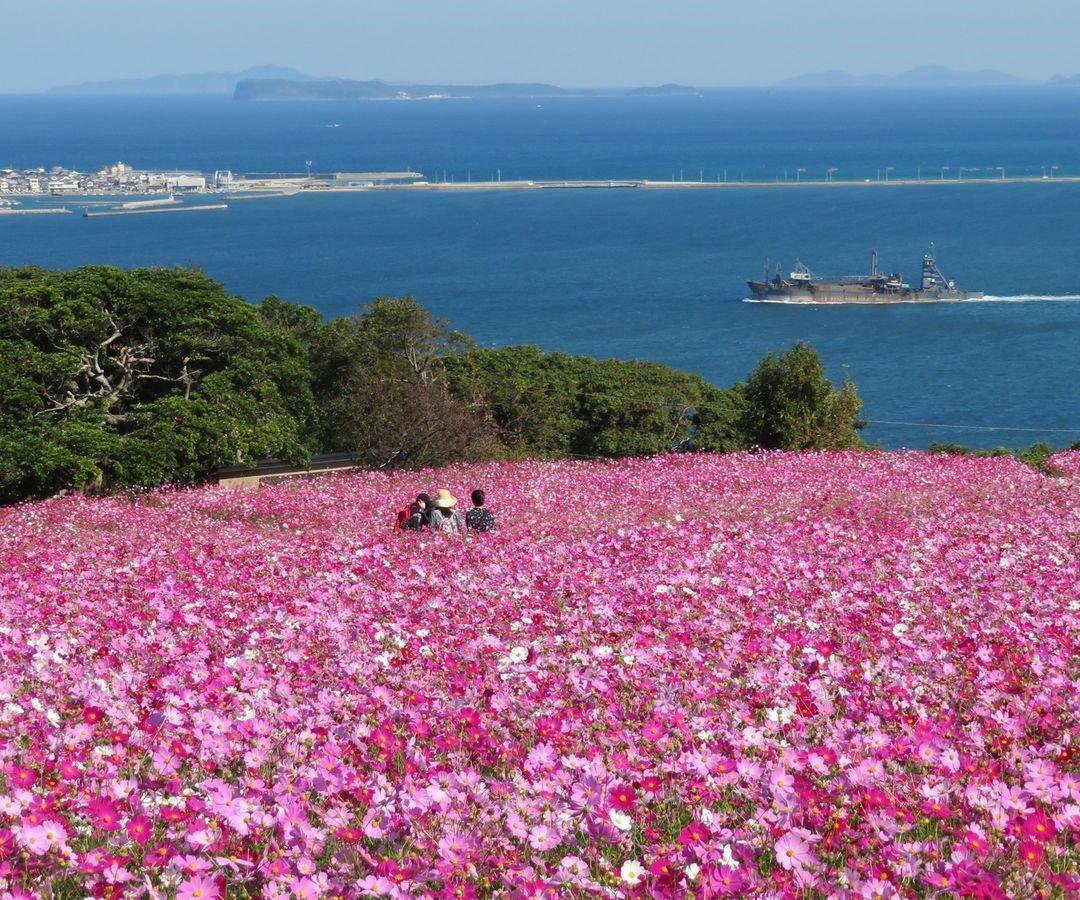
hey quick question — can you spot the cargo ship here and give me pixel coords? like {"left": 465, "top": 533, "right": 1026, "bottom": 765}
{"left": 747, "top": 245, "right": 983, "bottom": 303}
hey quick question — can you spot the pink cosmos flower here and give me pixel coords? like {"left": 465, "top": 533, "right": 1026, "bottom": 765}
{"left": 438, "top": 830, "right": 478, "bottom": 866}
{"left": 287, "top": 877, "right": 320, "bottom": 899}
{"left": 528, "top": 824, "right": 561, "bottom": 852}
{"left": 859, "top": 879, "right": 898, "bottom": 899}
{"left": 642, "top": 720, "right": 667, "bottom": 741}
{"left": 775, "top": 831, "right": 813, "bottom": 871}
{"left": 39, "top": 819, "right": 67, "bottom": 851}
{"left": 176, "top": 874, "right": 220, "bottom": 900}
{"left": 706, "top": 867, "right": 746, "bottom": 894}
{"left": 20, "top": 824, "right": 53, "bottom": 855}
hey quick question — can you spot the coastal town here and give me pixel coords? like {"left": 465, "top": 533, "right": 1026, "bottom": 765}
{"left": 0, "top": 162, "right": 428, "bottom": 214}
{"left": 0, "top": 161, "right": 212, "bottom": 197}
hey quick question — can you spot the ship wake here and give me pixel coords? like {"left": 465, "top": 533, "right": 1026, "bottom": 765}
{"left": 743, "top": 294, "right": 1080, "bottom": 305}
{"left": 976, "top": 294, "right": 1080, "bottom": 302}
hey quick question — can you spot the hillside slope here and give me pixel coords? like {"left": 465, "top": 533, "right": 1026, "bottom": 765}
{"left": 1, "top": 451, "right": 1077, "bottom": 895}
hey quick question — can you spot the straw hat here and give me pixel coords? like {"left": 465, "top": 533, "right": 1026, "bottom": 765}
{"left": 434, "top": 489, "right": 458, "bottom": 509}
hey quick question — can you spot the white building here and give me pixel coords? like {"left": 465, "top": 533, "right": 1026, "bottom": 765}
{"left": 166, "top": 174, "right": 207, "bottom": 191}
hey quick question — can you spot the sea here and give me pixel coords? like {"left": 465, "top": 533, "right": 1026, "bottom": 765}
{"left": 2, "top": 90, "right": 1079, "bottom": 450}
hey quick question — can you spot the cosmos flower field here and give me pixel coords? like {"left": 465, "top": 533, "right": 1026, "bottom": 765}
{"left": 0, "top": 451, "right": 1077, "bottom": 898}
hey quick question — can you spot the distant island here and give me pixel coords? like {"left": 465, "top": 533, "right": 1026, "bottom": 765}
{"left": 234, "top": 79, "right": 700, "bottom": 101}
{"left": 777, "top": 65, "right": 1028, "bottom": 88}
{"left": 46, "top": 62, "right": 1080, "bottom": 97}
{"left": 626, "top": 83, "right": 700, "bottom": 97}
{"left": 49, "top": 65, "right": 320, "bottom": 95}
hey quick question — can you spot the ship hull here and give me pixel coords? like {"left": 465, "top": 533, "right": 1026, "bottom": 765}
{"left": 746, "top": 280, "right": 984, "bottom": 304}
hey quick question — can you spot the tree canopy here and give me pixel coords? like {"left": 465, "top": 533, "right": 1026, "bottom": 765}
{"left": 0, "top": 266, "right": 312, "bottom": 501}
{"left": 2, "top": 266, "right": 873, "bottom": 502}
{"left": 736, "top": 342, "right": 864, "bottom": 450}
{"left": 444, "top": 346, "right": 743, "bottom": 458}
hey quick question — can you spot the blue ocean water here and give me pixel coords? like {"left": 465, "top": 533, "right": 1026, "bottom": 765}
{"left": 2, "top": 91, "right": 1079, "bottom": 449}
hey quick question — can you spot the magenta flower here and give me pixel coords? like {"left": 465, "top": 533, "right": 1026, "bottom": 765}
{"left": 608, "top": 782, "right": 637, "bottom": 811}
{"left": 126, "top": 814, "right": 153, "bottom": 845}
{"left": 1020, "top": 809, "right": 1058, "bottom": 843}
{"left": 678, "top": 822, "right": 712, "bottom": 845}
{"left": 8, "top": 766, "right": 36, "bottom": 790}
{"left": 86, "top": 797, "right": 121, "bottom": 832}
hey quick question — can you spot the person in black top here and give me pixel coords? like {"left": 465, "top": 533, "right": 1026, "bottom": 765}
{"left": 398, "top": 492, "right": 432, "bottom": 531}
{"left": 465, "top": 489, "right": 496, "bottom": 532}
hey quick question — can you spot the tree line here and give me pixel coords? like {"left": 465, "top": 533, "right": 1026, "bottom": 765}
{"left": 1, "top": 265, "right": 866, "bottom": 502}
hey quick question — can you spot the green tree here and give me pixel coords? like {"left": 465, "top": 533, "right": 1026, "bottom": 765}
{"left": 270, "top": 296, "right": 496, "bottom": 468}
{"left": 737, "top": 342, "right": 863, "bottom": 450}
{"left": 444, "top": 346, "right": 742, "bottom": 458}
{"left": 0, "top": 266, "right": 313, "bottom": 501}
{"left": 931, "top": 440, "right": 1060, "bottom": 473}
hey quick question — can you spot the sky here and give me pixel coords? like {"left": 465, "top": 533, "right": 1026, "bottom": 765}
{"left": 2, "top": 0, "right": 1078, "bottom": 92}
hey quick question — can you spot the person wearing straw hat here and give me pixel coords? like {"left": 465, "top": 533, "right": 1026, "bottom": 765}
{"left": 429, "top": 489, "right": 465, "bottom": 534}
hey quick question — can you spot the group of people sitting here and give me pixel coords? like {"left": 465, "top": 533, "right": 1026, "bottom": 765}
{"left": 396, "top": 488, "right": 496, "bottom": 534}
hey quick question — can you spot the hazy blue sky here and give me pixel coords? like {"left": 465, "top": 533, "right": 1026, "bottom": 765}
{"left": 3, "top": 0, "right": 1077, "bottom": 92}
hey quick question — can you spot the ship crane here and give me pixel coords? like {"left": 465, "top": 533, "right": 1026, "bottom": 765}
{"left": 920, "top": 242, "right": 954, "bottom": 292}
{"left": 789, "top": 259, "right": 813, "bottom": 283}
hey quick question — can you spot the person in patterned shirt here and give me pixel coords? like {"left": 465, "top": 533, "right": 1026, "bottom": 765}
{"left": 465, "top": 489, "right": 496, "bottom": 532}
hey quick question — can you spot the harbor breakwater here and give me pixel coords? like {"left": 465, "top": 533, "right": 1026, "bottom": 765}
{"left": 9, "top": 172, "right": 1080, "bottom": 220}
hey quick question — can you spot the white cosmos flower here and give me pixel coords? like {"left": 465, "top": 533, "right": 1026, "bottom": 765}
{"left": 609, "top": 809, "right": 633, "bottom": 832}
{"left": 721, "top": 843, "right": 739, "bottom": 869}
{"left": 766, "top": 706, "right": 793, "bottom": 725}
{"left": 508, "top": 646, "right": 529, "bottom": 664}
{"left": 620, "top": 859, "right": 645, "bottom": 885}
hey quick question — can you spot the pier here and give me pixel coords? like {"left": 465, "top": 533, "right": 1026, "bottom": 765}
{"left": 81, "top": 203, "right": 228, "bottom": 218}
{"left": 335, "top": 174, "right": 1080, "bottom": 192}
{"left": 0, "top": 207, "right": 71, "bottom": 215}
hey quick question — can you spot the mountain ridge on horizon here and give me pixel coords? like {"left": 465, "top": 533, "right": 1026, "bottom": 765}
{"left": 48, "top": 64, "right": 322, "bottom": 95}
{"left": 233, "top": 78, "right": 700, "bottom": 101}
{"left": 43, "top": 63, "right": 1080, "bottom": 95}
